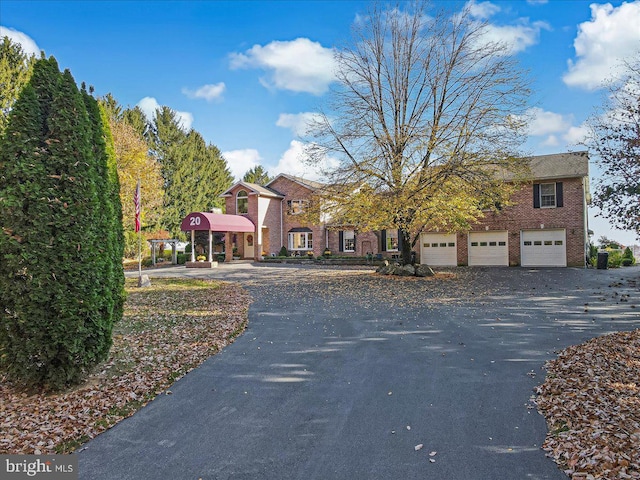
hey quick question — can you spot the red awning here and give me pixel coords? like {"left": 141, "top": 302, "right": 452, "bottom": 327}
{"left": 180, "top": 212, "right": 255, "bottom": 232}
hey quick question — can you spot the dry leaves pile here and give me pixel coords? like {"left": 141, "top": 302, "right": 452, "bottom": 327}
{"left": 0, "top": 278, "right": 250, "bottom": 455}
{"left": 536, "top": 329, "right": 640, "bottom": 479}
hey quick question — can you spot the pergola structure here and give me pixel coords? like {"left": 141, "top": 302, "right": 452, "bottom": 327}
{"left": 180, "top": 212, "right": 255, "bottom": 267}
{"left": 148, "top": 239, "right": 182, "bottom": 266}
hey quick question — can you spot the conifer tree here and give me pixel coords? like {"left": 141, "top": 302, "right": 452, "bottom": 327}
{"left": 0, "top": 57, "right": 123, "bottom": 390}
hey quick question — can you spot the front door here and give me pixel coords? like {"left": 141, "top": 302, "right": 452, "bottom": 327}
{"left": 244, "top": 233, "right": 255, "bottom": 259}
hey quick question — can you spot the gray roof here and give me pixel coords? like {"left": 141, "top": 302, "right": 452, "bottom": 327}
{"left": 220, "top": 181, "right": 284, "bottom": 198}
{"left": 267, "top": 173, "right": 325, "bottom": 191}
{"left": 525, "top": 151, "right": 589, "bottom": 181}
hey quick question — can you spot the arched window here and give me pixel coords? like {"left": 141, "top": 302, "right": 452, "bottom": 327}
{"left": 236, "top": 190, "right": 248, "bottom": 214}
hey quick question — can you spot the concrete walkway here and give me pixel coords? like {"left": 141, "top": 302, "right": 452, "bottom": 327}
{"left": 79, "top": 264, "right": 640, "bottom": 479}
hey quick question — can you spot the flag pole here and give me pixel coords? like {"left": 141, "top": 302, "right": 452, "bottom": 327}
{"left": 134, "top": 180, "right": 142, "bottom": 285}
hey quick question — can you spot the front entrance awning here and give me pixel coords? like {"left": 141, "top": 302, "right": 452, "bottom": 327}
{"left": 180, "top": 212, "right": 255, "bottom": 233}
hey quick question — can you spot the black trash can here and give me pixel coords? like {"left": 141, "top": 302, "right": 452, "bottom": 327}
{"left": 597, "top": 251, "right": 609, "bottom": 269}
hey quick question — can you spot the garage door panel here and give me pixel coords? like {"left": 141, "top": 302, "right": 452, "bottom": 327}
{"left": 521, "top": 230, "right": 566, "bottom": 267}
{"left": 421, "top": 233, "right": 457, "bottom": 266}
{"left": 469, "top": 232, "right": 508, "bottom": 266}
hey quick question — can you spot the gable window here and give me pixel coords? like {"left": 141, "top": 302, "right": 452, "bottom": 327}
{"left": 288, "top": 229, "right": 313, "bottom": 250}
{"left": 237, "top": 190, "right": 248, "bottom": 214}
{"left": 533, "top": 182, "right": 563, "bottom": 208}
{"left": 339, "top": 230, "right": 355, "bottom": 252}
{"left": 287, "top": 200, "right": 308, "bottom": 215}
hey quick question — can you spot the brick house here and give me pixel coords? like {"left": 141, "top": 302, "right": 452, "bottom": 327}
{"left": 217, "top": 152, "right": 590, "bottom": 267}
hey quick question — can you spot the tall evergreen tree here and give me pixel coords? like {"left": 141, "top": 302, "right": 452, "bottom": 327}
{"left": 150, "top": 107, "right": 233, "bottom": 235}
{"left": 0, "top": 57, "right": 123, "bottom": 390}
{"left": 242, "top": 165, "right": 272, "bottom": 185}
{"left": 0, "top": 36, "right": 36, "bottom": 135}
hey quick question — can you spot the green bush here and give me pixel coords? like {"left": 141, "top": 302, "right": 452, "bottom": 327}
{"left": 0, "top": 57, "right": 124, "bottom": 391}
{"left": 607, "top": 249, "right": 623, "bottom": 268}
{"left": 622, "top": 247, "right": 636, "bottom": 266}
{"left": 177, "top": 253, "right": 187, "bottom": 265}
{"left": 279, "top": 246, "right": 288, "bottom": 257}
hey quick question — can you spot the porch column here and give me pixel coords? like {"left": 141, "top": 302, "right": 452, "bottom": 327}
{"left": 225, "top": 232, "right": 233, "bottom": 263}
{"left": 190, "top": 230, "right": 195, "bottom": 262}
{"left": 151, "top": 242, "right": 156, "bottom": 266}
{"left": 208, "top": 231, "right": 213, "bottom": 262}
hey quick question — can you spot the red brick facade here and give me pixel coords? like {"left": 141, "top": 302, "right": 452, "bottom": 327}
{"left": 218, "top": 153, "right": 589, "bottom": 266}
{"left": 452, "top": 177, "right": 589, "bottom": 267}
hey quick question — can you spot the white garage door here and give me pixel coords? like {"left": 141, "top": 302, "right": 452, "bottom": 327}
{"left": 420, "top": 233, "right": 457, "bottom": 266}
{"left": 521, "top": 229, "right": 566, "bottom": 267}
{"left": 468, "top": 231, "right": 508, "bottom": 266}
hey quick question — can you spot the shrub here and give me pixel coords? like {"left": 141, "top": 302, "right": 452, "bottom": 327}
{"left": 177, "top": 253, "right": 187, "bottom": 265}
{"left": 279, "top": 246, "right": 288, "bottom": 257}
{"left": 0, "top": 57, "right": 124, "bottom": 391}
{"left": 607, "top": 249, "right": 623, "bottom": 268}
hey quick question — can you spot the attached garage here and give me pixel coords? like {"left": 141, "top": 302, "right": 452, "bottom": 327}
{"left": 468, "top": 231, "right": 509, "bottom": 266}
{"left": 521, "top": 229, "right": 566, "bottom": 267}
{"left": 420, "top": 233, "right": 457, "bottom": 266}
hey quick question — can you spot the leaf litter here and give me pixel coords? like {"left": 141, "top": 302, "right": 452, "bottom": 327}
{"left": 0, "top": 278, "right": 250, "bottom": 454}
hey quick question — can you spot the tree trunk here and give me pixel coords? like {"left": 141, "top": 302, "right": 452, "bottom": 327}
{"left": 400, "top": 227, "right": 413, "bottom": 265}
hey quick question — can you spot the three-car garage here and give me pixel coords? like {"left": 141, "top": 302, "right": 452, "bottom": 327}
{"left": 420, "top": 229, "right": 570, "bottom": 267}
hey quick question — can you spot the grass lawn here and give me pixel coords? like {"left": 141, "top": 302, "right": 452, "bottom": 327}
{"left": 0, "top": 278, "right": 250, "bottom": 454}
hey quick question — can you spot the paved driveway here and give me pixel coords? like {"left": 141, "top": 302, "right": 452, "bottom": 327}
{"left": 79, "top": 264, "right": 640, "bottom": 479}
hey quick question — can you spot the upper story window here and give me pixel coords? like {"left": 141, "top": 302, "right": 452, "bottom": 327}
{"left": 540, "top": 183, "right": 556, "bottom": 207}
{"left": 287, "top": 200, "right": 308, "bottom": 215}
{"left": 237, "top": 190, "right": 248, "bottom": 214}
{"left": 534, "top": 182, "right": 563, "bottom": 209}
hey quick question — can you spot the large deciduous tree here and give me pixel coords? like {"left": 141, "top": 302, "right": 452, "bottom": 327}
{"left": 586, "top": 59, "right": 640, "bottom": 238}
{"left": 306, "top": 1, "right": 530, "bottom": 265}
{"left": 0, "top": 36, "right": 36, "bottom": 135}
{"left": 0, "top": 57, "right": 124, "bottom": 391}
{"left": 100, "top": 94, "right": 164, "bottom": 235}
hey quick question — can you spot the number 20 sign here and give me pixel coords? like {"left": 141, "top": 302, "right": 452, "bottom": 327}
{"left": 189, "top": 216, "right": 201, "bottom": 226}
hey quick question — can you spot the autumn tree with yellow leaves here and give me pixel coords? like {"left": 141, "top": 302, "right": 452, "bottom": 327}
{"left": 305, "top": 1, "right": 530, "bottom": 265}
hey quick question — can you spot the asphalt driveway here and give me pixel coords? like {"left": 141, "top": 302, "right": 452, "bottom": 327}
{"left": 78, "top": 264, "right": 640, "bottom": 479}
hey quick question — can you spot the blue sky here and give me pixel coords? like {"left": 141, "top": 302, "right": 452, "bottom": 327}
{"left": 2, "top": 0, "right": 639, "bottom": 245}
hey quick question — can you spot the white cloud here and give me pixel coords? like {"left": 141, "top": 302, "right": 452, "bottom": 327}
{"left": 136, "top": 96, "right": 193, "bottom": 131}
{"left": 222, "top": 148, "right": 262, "bottom": 181}
{"left": 563, "top": 2, "right": 640, "bottom": 90}
{"left": 276, "top": 112, "right": 323, "bottom": 137}
{"left": 182, "top": 82, "right": 226, "bottom": 101}
{"left": 229, "top": 38, "right": 337, "bottom": 95}
{"left": 479, "top": 20, "right": 550, "bottom": 54}
{"left": 0, "top": 26, "right": 41, "bottom": 57}
{"left": 540, "top": 135, "right": 560, "bottom": 147}
{"left": 563, "top": 124, "right": 589, "bottom": 146}
{"left": 525, "top": 107, "right": 572, "bottom": 136}
{"left": 526, "top": 0, "right": 548, "bottom": 5}
{"left": 466, "top": 0, "right": 501, "bottom": 20}
{"left": 271, "top": 140, "right": 338, "bottom": 181}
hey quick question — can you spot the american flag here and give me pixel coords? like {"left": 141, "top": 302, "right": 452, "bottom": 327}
{"left": 134, "top": 180, "right": 141, "bottom": 233}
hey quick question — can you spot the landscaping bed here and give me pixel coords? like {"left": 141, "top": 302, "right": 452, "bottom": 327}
{"left": 0, "top": 278, "right": 250, "bottom": 454}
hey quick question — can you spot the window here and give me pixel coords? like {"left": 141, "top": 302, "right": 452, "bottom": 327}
{"left": 448, "top": 243, "right": 455, "bottom": 247}
{"left": 540, "top": 183, "right": 556, "bottom": 207}
{"left": 342, "top": 230, "right": 355, "bottom": 252}
{"left": 524, "top": 241, "right": 532, "bottom": 246}
{"left": 236, "top": 190, "right": 248, "bottom": 214}
{"left": 289, "top": 232, "right": 313, "bottom": 250}
{"left": 471, "top": 242, "right": 479, "bottom": 247}
{"left": 555, "top": 240, "right": 563, "bottom": 246}
{"left": 287, "top": 200, "right": 308, "bottom": 215}
{"left": 386, "top": 230, "right": 399, "bottom": 251}
{"left": 534, "top": 182, "right": 563, "bottom": 208}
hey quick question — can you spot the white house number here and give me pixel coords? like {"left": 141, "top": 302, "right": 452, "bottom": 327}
{"left": 189, "top": 217, "right": 201, "bottom": 226}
